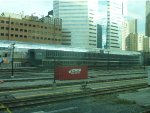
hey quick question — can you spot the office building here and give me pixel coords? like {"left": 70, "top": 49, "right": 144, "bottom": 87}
{"left": 126, "top": 33, "right": 138, "bottom": 51}
{"left": 146, "top": 0, "right": 150, "bottom": 36}
{"left": 97, "top": 0, "right": 107, "bottom": 49}
{"left": 0, "top": 12, "right": 62, "bottom": 44}
{"left": 128, "top": 19, "right": 137, "bottom": 34}
{"left": 98, "top": 0, "right": 126, "bottom": 50}
{"left": 126, "top": 33, "right": 150, "bottom": 52}
{"left": 53, "top": 0, "right": 97, "bottom": 48}
{"left": 142, "top": 35, "right": 150, "bottom": 52}
{"left": 122, "top": 19, "right": 137, "bottom": 50}
{"left": 138, "top": 35, "right": 144, "bottom": 51}
{"left": 62, "top": 30, "right": 71, "bottom": 45}
{"left": 97, "top": 24, "right": 102, "bottom": 48}
{"left": 122, "top": 19, "right": 129, "bottom": 50}
{"left": 146, "top": 0, "right": 150, "bottom": 17}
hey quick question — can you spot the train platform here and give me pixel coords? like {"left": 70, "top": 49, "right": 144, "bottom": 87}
{"left": 118, "top": 87, "right": 150, "bottom": 107}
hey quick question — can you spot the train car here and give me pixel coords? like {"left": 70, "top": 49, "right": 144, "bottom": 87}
{"left": 28, "top": 48, "right": 141, "bottom": 69}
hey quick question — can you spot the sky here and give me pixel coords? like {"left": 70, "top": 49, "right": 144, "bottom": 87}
{"left": 0, "top": 0, "right": 146, "bottom": 34}
{"left": 127, "top": 0, "right": 146, "bottom": 34}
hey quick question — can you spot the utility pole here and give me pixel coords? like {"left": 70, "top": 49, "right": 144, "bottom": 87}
{"left": 107, "top": 50, "right": 110, "bottom": 70}
{"left": 10, "top": 42, "right": 15, "bottom": 78}
{"left": 143, "top": 51, "right": 146, "bottom": 70}
{"left": 53, "top": 57, "right": 56, "bottom": 84}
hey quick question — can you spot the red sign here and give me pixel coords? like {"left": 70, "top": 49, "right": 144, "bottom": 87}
{"left": 55, "top": 66, "right": 88, "bottom": 80}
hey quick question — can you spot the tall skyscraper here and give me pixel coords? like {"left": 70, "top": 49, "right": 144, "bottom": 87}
{"left": 122, "top": 19, "right": 137, "bottom": 50}
{"left": 146, "top": 0, "right": 150, "bottom": 36}
{"left": 146, "top": 0, "right": 150, "bottom": 17}
{"left": 97, "top": 24, "right": 102, "bottom": 48}
{"left": 122, "top": 19, "right": 129, "bottom": 50}
{"left": 53, "top": 0, "right": 97, "bottom": 48}
{"left": 98, "top": 0, "right": 126, "bottom": 50}
{"left": 126, "top": 33, "right": 138, "bottom": 51}
{"left": 128, "top": 19, "right": 137, "bottom": 34}
{"left": 97, "top": 0, "right": 107, "bottom": 49}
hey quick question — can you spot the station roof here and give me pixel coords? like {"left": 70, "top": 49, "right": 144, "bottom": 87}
{"left": 0, "top": 40, "right": 140, "bottom": 55}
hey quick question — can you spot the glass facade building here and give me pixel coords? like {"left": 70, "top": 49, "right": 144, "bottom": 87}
{"left": 98, "top": 0, "right": 125, "bottom": 50}
{"left": 97, "top": 0, "right": 107, "bottom": 49}
{"left": 146, "top": 0, "right": 150, "bottom": 37}
{"left": 53, "top": 0, "right": 97, "bottom": 48}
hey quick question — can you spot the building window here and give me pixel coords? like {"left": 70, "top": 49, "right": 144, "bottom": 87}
{"left": 11, "top": 22, "right": 14, "bottom": 24}
{"left": 5, "top": 33, "right": 9, "bottom": 36}
{"left": 20, "top": 35, "right": 23, "bottom": 37}
{"left": 36, "top": 37, "right": 39, "bottom": 39}
{"left": 44, "top": 38, "right": 47, "bottom": 40}
{"left": 20, "top": 23, "right": 23, "bottom": 26}
{"left": 33, "top": 25, "right": 36, "bottom": 27}
{"left": 24, "top": 24, "right": 27, "bottom": 26}
{"left": 45, "top": 26, "right": 47, "bottom": 29}
{"left": 40, "top": 37, "right": 43, "bottom": 40}
{"left": 29, "top": 24, "right": 31, "bottom": 27}
{"left": 15, "top": 34, "right": 18, "bottom": 37}
{"left": 1, "top": 20, "right": 5, "bottom": 23}
{"left": 1, "top": 33, "right": 4, "bottom": 36}
{"left": 1, "top": 27, "right": 4, "bottom": 30}
{"left": 15, "top": 28, "right": 18, "bottom": 31}
{"left": 5, "top": 27, "right": 9, "bottom": 30}
{"left": 11, "top": 28, "right": 14, "bottom": 30}
{"left": 6, "top": 21, "right": 9, "bottom": 24}
{"left": 11, "top": 34, "right": 14, "bottom": 37}
{"left": 24, "top": 35, "right": 27, "bottom": 38}
{"left": 20, "top": 29, "right": 23, "bottom": 32}
{"left": 24, "top": 30, "right": 27, "bottom": 32}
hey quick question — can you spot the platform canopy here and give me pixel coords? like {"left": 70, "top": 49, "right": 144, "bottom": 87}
{"left": 0, "top": 40, "right": 140, "bottom": 55}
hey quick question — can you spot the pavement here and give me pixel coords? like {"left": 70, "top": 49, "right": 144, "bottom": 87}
{"left": 118, "top": 87, "right": 150, "bottom": 107}
{"left": 118, "top": 68, "right": 150, "bottom": 107}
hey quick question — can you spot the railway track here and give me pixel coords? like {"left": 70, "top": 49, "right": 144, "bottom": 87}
{"left": 0, "top": 75, "right": 147, "bottom": 92}
{"left": 0, "top": 77, "right": 148, "bottom": 110}
{"left": 0, "top": 69, "right": 148, "bottom": 112}
{"left": 0, "top": 69, "right": 147, "bottom": 82}
{"left": 0, "top": 82, "right": 148, "bottom": 111}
